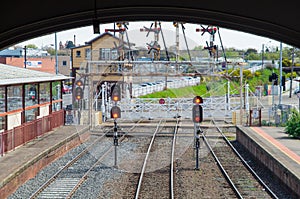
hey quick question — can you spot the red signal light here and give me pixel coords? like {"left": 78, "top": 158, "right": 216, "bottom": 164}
{"left": 75, "top": 80, "right": 83, "bottom": 87}
{"left": 111, "top": 84, "right": 121, "bottom": 102}
{"left": 193, "top": 96, "right": 203, "bottom": 104}
{"left": 75, "top": 87, "right": 83, "bottom": 100}
{"left": 192, "top": 104, "right": 203, "bottom": 123}
{"left": 111, "top": 106, "right": 121, "bottom": 119}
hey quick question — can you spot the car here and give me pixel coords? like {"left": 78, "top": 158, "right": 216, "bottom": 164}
{"left": 62, "top": 85, "right": 70, "bottom": 94}
{"left": 294, "top": 88, "right": 300, "bottom": 94}
{"left": 28, "top": 91, "right": 36, "bottom": 101}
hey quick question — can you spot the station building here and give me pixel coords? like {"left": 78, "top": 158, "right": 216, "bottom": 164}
{"left": 0, "top": 64, "right": 71, "bottom": 155}
{"left": 71, "top": 32, "right": 137, "bottom": 94}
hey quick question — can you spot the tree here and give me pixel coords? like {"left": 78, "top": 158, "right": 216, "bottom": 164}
{"left": 193, "top": 45, "right": 204, "bottom": 50}
{"left": 26, "top": 44, "right": 38, "bottom": 49}
{"left": 245, "top": 48, "right": 257, "bottom": 55}
{"left": 285, "top": 108, "right": 300, "bottom": 138}
{"left": 282, "top": 58, "right": 292, "bottom": 67}
{"left": 245, "top": 52, "right": 261, "bottom": 60}
{"left": 65, "top": 41, "right": 75, "bottom": 49}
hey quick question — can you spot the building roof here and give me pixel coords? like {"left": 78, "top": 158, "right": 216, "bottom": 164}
{"left": 85, "top": 32, "right": 117, "bottom": 44}
{"left": 0, "top": 64, "right": 72, "bottom": 86}
{"left": 0, "top": 48, "right": 22, "bottom": 57}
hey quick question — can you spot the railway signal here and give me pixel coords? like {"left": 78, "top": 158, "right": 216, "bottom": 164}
{"left": 192, "top": 105, "right": 203, "bottom": 123}
{"left": 75, "top": 80, "right": 84, "bottom": 100}
{"left": 193, "top": 95, "right": 203, "bottom": 104}
{"left": 111, "top": 84, "right": 121, "bottom": 102}
{"left": 196, "top": 25, "right": 217, "bottom": 36}
{"left": 111, "top": 106, "right": 121, "bottom": 119}
{"left": 269, "top": 72, "right": 278, "bottom": 85}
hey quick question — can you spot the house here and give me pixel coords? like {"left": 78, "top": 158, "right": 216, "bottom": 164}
{"left": 71, "top": 32, "right": 137, "bottom": 99}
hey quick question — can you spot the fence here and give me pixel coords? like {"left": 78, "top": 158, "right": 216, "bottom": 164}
{"left": 132, "top": 77, "right": 200, "bottom": 97}
{"left": 0, "top": 110, "right": 64, "bottom": 156}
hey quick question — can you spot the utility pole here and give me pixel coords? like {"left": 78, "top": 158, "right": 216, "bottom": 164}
{"left": 289, "top": 47, "right": 295, "bottom": 98}
{"left": 279, "top": 42, "right": 283, "bottom": 105}
{"left": 24, "top": 46, "right": 27, "bottom": 68}
{"left": 240, "top": 64, "right": 243, "bottom": 125}
{"left": 55, "top": 32, "right": 58, "bottom": 75}
{"left": 261, "top": 44, "right": 264, "bottom": 70}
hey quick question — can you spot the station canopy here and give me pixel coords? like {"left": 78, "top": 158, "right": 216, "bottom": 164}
{"left": 0, "top": 64, "right": 71, "bottom": 86}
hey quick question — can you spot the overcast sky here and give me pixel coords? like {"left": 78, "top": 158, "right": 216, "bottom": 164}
{"left": 16, "top": 21, "right": 286, "bottom": 51}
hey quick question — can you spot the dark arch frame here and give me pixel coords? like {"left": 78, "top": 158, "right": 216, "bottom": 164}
{"left": 1, "top": 1, "right": 299, "bottom": 49}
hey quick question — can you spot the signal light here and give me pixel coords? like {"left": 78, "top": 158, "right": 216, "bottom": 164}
{"left": 193, "top": 96, "right": 203, "bottom": 104}
{"left": 111, "top": 106, "right": 121, "bottom": 119}
{"left": 111, "top": 84, "right": 121, "bottom": 102}
{"left": 75, "top": 87, "right": 83, "bottom": 100}
{"left": 192, "top": 104, "right": 203, "bottom": 123}
{"left": 76, "top": 80, "right": 83, "bottom": 87}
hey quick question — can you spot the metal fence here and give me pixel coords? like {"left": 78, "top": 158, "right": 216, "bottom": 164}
{"left": 0, "top": 110, "right": 64, "bottom": 156}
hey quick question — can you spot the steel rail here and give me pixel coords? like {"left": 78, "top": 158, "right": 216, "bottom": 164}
{"left": 66, "top": 119, "right": 143, "bottom": 198}
{"left": 211, "top": 119, "right": 279, "bottom": 199}
{"left": 29, "top": 128, "right": 111, "bottom": 199}
{"left": 170, "top": 118, "right": 180, "bottom": 199}
{"left": 134, "top": 119, "right": 164, "bottom": 199}
{"left": 30, "top": 119, "right": 143, "bottom": 199}
{"left": 202, "top": 133, "right": 243, "bottom": 198}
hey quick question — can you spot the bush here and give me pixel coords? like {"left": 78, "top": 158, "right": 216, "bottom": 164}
{"left": 285, "top": 109, "right": 300, "bottom": 138}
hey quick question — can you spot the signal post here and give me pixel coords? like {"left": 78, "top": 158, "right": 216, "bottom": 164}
{"left": 74, "top": 80, "right": 84, "bottom": 124}
{"left": 110, "top": 84, "right": 121, "bottom": 167}
{"left": 192, "top": 96, "right": 203, "bottom": 170}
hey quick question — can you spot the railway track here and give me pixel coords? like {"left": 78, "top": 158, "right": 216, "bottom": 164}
{"left": 134, "top": 118, "right": 179, "bottom": 199}
{"left": 11, "top": 118, "right": 285, "bottom": 198}
{"left": 29, "top": 120, "right": 142, "bottom": 199}
{"left": 201, "top": 119, "right": 278, "bottom": 199}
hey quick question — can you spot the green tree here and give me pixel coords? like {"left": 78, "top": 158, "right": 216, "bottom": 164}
{"left": 26, "top": 44, "right": 38, "bottom": 49}
{"left": 245, "top": 48, "right": 257, "bottom": 55}
{"left": 65, "top": 41, "right": 75, "bottom": 49}
{"left": 193, "top": 45, "right": 204, "bottom": 50}
{"left": 245, "top": 52, "right": 261, "bottom": 60}
{"left": 285, "top": 109, "right": 300, "bottom": 138}
{"left": 282, "top": 58, "right": 292, "bottom": 67}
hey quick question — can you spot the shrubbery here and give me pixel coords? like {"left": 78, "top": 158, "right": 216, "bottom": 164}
{"left": 285, "top": 109, "right": 300, "bottom": 138}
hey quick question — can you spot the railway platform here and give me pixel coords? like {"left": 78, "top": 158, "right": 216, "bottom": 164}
{"left": 237, "top": 126, "right": 300, "bottom": 198}
{"left": 0, "top": 125, "right": 89, "bottom": 199}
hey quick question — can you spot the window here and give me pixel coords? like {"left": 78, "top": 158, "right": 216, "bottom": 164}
{"left": 85, "top": 48, "right": 91, "bottom": 60}
{"left": 39, "top": 83, "right": 50, "bottom": 103}
{"left": 0, "top": 116, "right": 6, "bottom": 131}
{"left": 25, "top": 84, "right": 38, "bottom": 122}
{"left": 52, "top": 81, "right": 62, "bottom": 112}
{"left": 0, "top": 86, "right": 5, "bottom": 113}
{"left": 100, "top": 48, "right": 111, "bottom": 60}
{"left": 7, "top": 85, "right": 22, "bottom": 111}
{"left": 0, "top": 87, "right": 5, "bottom": 131}
{"left": 62, "top": 60, "right": 67, "bottom": 66}
{"left": 111, "top": 50, "right": 118, "bottom": 60}
{"left": 76, "top": 50, "right": 81, "bottom": 57}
